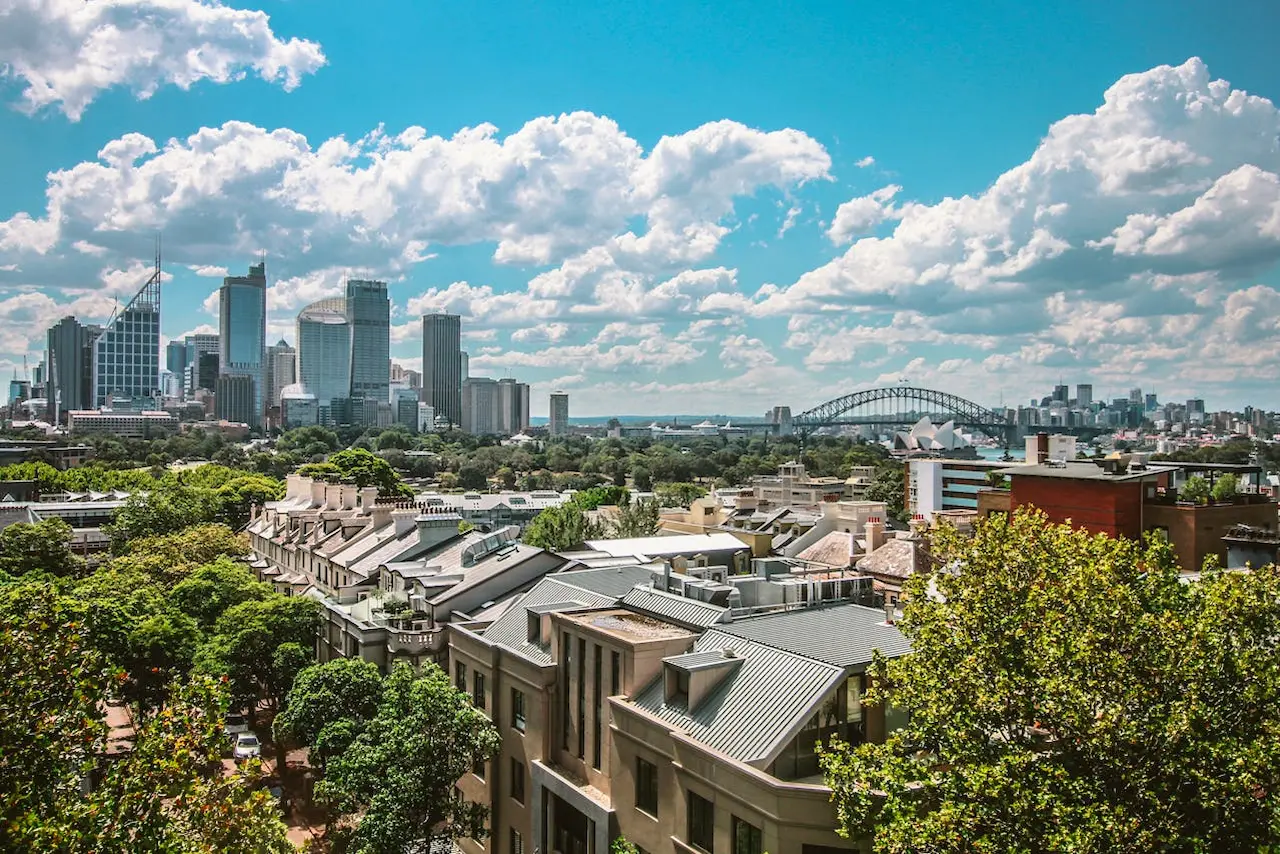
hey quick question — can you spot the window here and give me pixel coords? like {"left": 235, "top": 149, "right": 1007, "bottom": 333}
{"left": 455, "top": 660, "right": 467, "bottom": 692}
{"left": 687, "top": 791, "right": 715, "bottom": 853}
{"left": 473, "top": 758, "right": 485, "bottom": 780}
{"left": 611, "top": 650, "right": 621, "bottom": 696}
{"left": 474, "top": 671, "right": 487, "bottom": 710}
{"left": 592, "top": 644, "right": 603, "bottom": 769}
{"left": 576, "top": 637, "right": 587, "bottom": 758}
{"left": 510, "top": 757, "right": 526, "bottom": 804}
{"left": 636, "top": 757, "right": 659, "bottom": 817}
{"left": 511, "top": 829, "right": 524, "bottom": 854}
{"left": 732, "top": 817, "right": 761, "bottom": 854}
{"left": 512, "top": 687, "right": 526, "bottom": 732}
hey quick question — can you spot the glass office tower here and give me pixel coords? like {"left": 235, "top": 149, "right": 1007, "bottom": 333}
{"left": 346, "top": 279, "right": 390, "bottom": 412}
{"left": 92, "top": 267, "right": 161, "bottom": 409}
{"left": 297, "top": 297, "right": 351, "bottom": 425}
{"left": 219, "top": 262, "right": 268, "bottom": 429}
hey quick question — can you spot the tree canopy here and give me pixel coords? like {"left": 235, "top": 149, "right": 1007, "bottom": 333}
{"left": 821, "top": 508, "right": 1280, "bottom": 853}
{"left": 0, "top": 517, "right": 83, "bottom": 578}
{"left": 317, "top": 662, "right": 499, "bottom": 854}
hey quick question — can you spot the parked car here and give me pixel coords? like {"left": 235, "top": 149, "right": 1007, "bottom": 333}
{"left": 233, "top": 733, "right": 261, "bottom": 761}
{"left": 223, "top": 713, "right": 249, "bottom": 739}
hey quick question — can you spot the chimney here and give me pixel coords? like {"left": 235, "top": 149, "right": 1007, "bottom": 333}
{"left": 359, "top": 486, "right": 379, "bottom": 510}
{"left": 393, "top": 508, "right": 417, "bottom": 537}
{"left": 370, "top": 503, "right": 393, "bottom": 531}
{"left": 1036, "top": 432, "right": 1050, "bottom": 465}
{"left": 663, "top": 559, "right": 672, "bottom": 594}
{"left": 310, "top": 480, "right": 327, "bottom": 506}
{"left": 285, "top": 473, "right": 304, "bottom": 500}
{"left": 909, "top": 521, "right": 928, "bottom": 576}
{"left": 324, "top": 484, "right": 343, "bottom": 511}
{"left": 865, "top": 517, "right": 886, "bottom": 555}
{"left": 883, "top": 601, "right": 895, "bottom": 625}
{"left": 340, "top": 485, "right": 357, "bottom": 511}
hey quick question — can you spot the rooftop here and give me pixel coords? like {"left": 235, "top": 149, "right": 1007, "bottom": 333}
{"left": 562, "top": 609, "right": 695, "bottom": 642}
{"left": 585, "top": 532, "right": 749, "bottom": 558}
{"left": 998, "top": 460, "right": 1176, "bottom": 482}
{"left": 715, "top": 602, "right": 911, "bottom": 669}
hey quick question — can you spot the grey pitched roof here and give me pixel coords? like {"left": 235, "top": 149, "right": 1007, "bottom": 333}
{"left": 620, "top": 586, "right": 728, "bottom": 630}
{"left": 664, "top": 649, "right": 740, "bottom": 671}
{"left": 630, "top": 629, "right": 844, "bottom": 765}
{"left": 715, "top": 603, "right": 912, "bottom": 669}
{"left": 552, "top": 564, "right": 661, "bottom": 598}
{"left": 855, "top": 539, "right": 915, "bottom": 579}
{"left": 481, "top": 578, "right": 620, "bottom": 664}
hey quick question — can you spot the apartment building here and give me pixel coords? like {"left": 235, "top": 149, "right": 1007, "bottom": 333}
{"left": 905, "top": 458, "right": 1009, "bottom": 520}
{"left": 447, "top": 564, "right": 910, "bottom": 854}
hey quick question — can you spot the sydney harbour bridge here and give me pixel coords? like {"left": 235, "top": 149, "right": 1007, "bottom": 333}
{"left": 741, "top": 385, "right": 1020, "bottom": 446}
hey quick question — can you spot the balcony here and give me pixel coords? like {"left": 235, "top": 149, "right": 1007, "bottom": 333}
{"left": 386, "top": 629, "right": 441, "bottom": 655}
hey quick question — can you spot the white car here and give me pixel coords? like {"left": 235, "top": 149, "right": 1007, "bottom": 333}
{"left": 233, "top": 733, "right": 261, "bottom": 761}
{"left": 223, "top": 713, "right": 249, "bottom": 739}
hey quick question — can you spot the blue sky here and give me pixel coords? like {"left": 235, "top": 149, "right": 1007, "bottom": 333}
{"left": 2, "top": 0, "right": 1279, "bottom": 416}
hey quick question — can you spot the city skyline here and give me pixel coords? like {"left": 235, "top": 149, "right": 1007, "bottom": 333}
{"left": 2, "top": 2, "right": 1280, "bottom": 416}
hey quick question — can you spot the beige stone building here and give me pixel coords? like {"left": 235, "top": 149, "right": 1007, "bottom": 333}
{"left": 448, "top": 564, "right": 910, "bottom": 854}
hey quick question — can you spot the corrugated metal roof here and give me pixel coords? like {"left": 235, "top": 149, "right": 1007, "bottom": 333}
{"left": 620, "top": 586, "right": 728, "bottom": 629}
{"left": 552, "top": 564, "right": 660, "bottom": 598}
{"left": 716, "top": 603, "right": 912, "bottom": 668}
{"left": 585, "top": 532, "right": 749, "bottom": 558}
{"left": 664, "top": 649, "right": 739, "bottom": 671}
{"left": 630, "top": 630, "right": 844, "bottom": 765}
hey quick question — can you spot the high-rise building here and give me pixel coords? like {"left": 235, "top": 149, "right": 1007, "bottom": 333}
{"left": 219, "top": 262, "right": 267, "bottom": 429}
{"left": 265, "top": 340, "right": 297, "bottom": 410}
{"left": 297, "top": 297, "right": 351, "bottom": 425}
{"left": 1052, "top": 384, "right": 1069, "bottom": 403}
{"left": 390, "top": 363, "right": 421, "bottom": 389}
{"left": 498, "top": 378, "right": 530, "bottom": 435}
{"left": 345, "top": 279, "right": 390, "bottom": 412}
{"left": 1144, "top": 393, "right": 1158, "bottom": 412}
{"left": 394, "top": 388, "right": 422, "bottom": 433}
{"left": 1076, "top": 384, "right": 1093, "bottom": 409}
{"left": 46, "top": 317, "right": 100, "bottom": 423}
{"left": 462, "top": 377, "right": 501, "bottom": 434}
{"left": 549, "top": 390, "right": 569, "bottom": 436}
{"left": 461, "top": 351, "right": 469, "bottom": 384}
{"left": 165, "top": 340, "right": 187, "bottom": 376}
{"left": 189, "top": 352, "right": 220, "bottom": 395}
{"left": 422, "top": 314, "right": 462, "bottom": 427}
{"left": 92, "top": 262, "right": 161, "bottom": 409}
{"left": 1128, "top": 387, "right": 1143, "bottom": 405}
{"left": 215, "top": 374, "right": 256, "bottom": 425}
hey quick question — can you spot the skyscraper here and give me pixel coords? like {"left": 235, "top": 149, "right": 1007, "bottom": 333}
{"left": 266, "top": 339, "right": 297, "bottom": 411}
{"left": 1128, "top": 387, "right": 1143, "bottom": 405}
{"left": 219, "top": 262, "right": 268, "bottom": 429}
{"left": 1052, "top": 384, "right": 1068, "bottom": 404}
{"left": 549, "top": 391, "right": 569, "bottom": 436}
{"left": 297, "top": 297, "right": 351, "bottom": 425}
{"left": 498, "top": 378, "right": 530, "bottom": 435}
{"left": 462, "top": 377, "right": 501, "bottom": 434}
{"left": 422, "top": 314, "right": 462, "bottom": 427}
{"left": 346, "top": 279, "right": 390, "bottom": 408}
{"left": 1076, "top": 384, "right": 1093, "bottom": 409}
{"left": 184, "top": 334, "right": 220, "bottom": 395}
{"left": 216, "top": 374, "right": 256, "bottom": 425}
{"left": 46, "top": 317, "right": 100, "bottom": 423}
{"left": 165, "top": 340, "right": 188, "bottom": 376}
{"left": 92, "top": 260, "right": 161, "bottom": 409}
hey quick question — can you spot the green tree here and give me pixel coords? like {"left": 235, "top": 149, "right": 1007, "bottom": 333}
{"left": 0, "top": 517, "right": 84, "bottom": 578}
{"left": 1211, "top": 472, "right": 1240, "bottom": 502}
{"left": 632, "top": 464, "right": 653, "bottom": 492}
{"left": 105, "top": 484, "right": 220, "bottom": 551}
{"left": 654, "top": 481, "right": 707, "bottom": 508}
{"left": 522, "top": 504, "right": 605, "bottom": 552}
{"left": 327, "top": 448, "right": 415, "bottom": 498}
{"left": 195, "top": 595, "right": 319, "bottom": 714}
{"left": 820, "top": 508, "right": 1280, "bottom": 853}
{"left": 457, "top": 462, "right": 489, "bottom": 491}
{"left": 317, "top": 662, "right": 499, "bottom": 854}
{"left": 109, "top": 523, "right": 248, "bottom": 586}
{"left": 215, "top": 474, "right": 285, "bottom": 529}
{"left": 274, "top": 658, "right": 385, "bottom": 755}
{"left": 1181, "top": 475, "right": 1210, "bottom": 504}
{"left": 170, "top": 557, "right": 271, "bottom": 630}
{"left": 864, "top": 464, "right": 906, "bottom": 521}
{"left": 613, "top": 496, "right": 660, "bottom": 538}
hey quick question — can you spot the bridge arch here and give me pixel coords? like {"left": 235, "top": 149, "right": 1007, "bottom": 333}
{"left": 794, "top": 386, "right": 1015, "bottom": 444}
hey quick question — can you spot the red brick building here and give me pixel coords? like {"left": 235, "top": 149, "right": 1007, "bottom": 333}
{"left": 997, "top": 460, "right": 1278, "bottom": 573}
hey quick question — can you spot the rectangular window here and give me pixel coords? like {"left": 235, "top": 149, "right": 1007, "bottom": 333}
{"left": 732, "top": 817, "right": 761, "bottom": 854}
{"left": 688, "top": 791, "right": 715, "bottom": 853}
{"left": 592, "top": 644, "right": 603, "bottom": 769}
{"left": 473, "top": 758, "right": 485, "bottom": 780}
{"left": 474, "top": 671, "right": 487, "bottom": 711}
{"left": 611, "top": 650, "right": 620, "bottom": 697}
{"left": 512, "top": 687, "right": 526, "bottom": 732}
{"left": 511, "top": 829, "right": 524, "bottom": 854}
{"left": 636, "top": 757, "right": 659, "bottom": 817}
{"left": 576, "top": 637, "right": 586, "bottom": 759}
{"left": 455, "top": 660, "right": 467, "bottom": 692}
{"left": 561, "top": 631, "right": 571, "bottom": 750}
{"left": 510, "top": 757, "right": 526, "bottom": 804}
